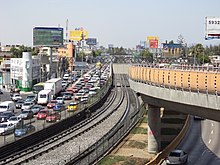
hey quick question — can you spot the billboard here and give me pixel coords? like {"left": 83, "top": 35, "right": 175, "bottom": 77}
{"left": 147, "top": 36, "right": 159, "bottom": 43}
{"left": 86, "top": 38, "right": 97, "bottom": 45}
{"left": 149, "top": 40, "right": 158, "bottom": 48}
{"left": 70, "top": 29, "right": 88, "bottom": 41}
{"left": 33, "top": 27, "right": 64, "bottom": 47}
{"left": 205, "top": 17, "right": 220, "bottom": 40}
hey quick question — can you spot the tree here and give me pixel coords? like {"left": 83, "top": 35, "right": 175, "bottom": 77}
{"left": 10, "top": 45, "right": 36, "bottom": 58}
{"left": 140, "top": 49, "right": 153, "bottom": 62}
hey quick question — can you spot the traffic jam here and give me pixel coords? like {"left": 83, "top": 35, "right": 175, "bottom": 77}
{"left": 0, "top": 63, "right": 110, "bottom": 140}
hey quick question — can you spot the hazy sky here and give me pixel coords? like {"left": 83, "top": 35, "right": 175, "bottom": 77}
{"left": 1, "top": 0, "right": 220, "bottom": 48}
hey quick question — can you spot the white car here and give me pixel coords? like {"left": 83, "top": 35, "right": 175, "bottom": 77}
{"left": 165, "top": 149, "right": 188, "bottom": 165}
{"left": 7, "top": 116, "right": 22, "bottom": 127}
{"left": 56, "top": 97, "right": 65, "bottom": 104}
{"left": 21, "top": 102, "right": 34, "bottom": 111}
{"left": 11, "top": 93, "right": 22, "bottom": 101}
{"left": 0, "top": 122, "right": 15, "bottom": 135}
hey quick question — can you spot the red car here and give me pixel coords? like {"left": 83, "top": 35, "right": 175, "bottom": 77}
{"left": 46, "top": 112, "right": 61, "bottom": 122}
{"left": 66, "top": 87, "right": 74, "bottom": 95}
{"left": 47, "top": 100, "right": 57, "bottom": 108}
{"left": 36, "top": 109, "right": 50, "bottom": 120}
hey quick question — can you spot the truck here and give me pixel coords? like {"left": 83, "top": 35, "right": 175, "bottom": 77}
{"left": 37, "top": 90, "right": 52, "bottom": 105}
{"left": 44, "top": 78, "right": 62, "bottom": 99}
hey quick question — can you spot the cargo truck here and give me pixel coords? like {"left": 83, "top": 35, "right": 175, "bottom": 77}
{"left": 44, "top": 78, "right": 62, "bottom": 99}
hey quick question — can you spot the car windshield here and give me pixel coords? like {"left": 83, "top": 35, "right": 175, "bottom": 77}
{"left": 22, "top": 111, "right": 30, "bottom": 114}
{"left": 69, "top": 102, "right": 77, "bottom": 106}
{"left": 9, "top": 117, "right": 18, "bottom": 121}
{"left": 27, "top": 95, "right": 35, "bottom": 99}
{"left": 0, "top": 106, "right": 7, "bottom": 109}
{"left": 170, "top": 151, "right": 181, "bottom": 157}
{"left": 50, "top": 100, "right": 57, "bottom": 103}
{"left": 39, "top": 111, "right": 47, "bottom": 114}
{"left": 57, "top": 97, "right": 63, "bottom": 100}
{"left": 24, "top": 102, "right": 32, "bottom": 106}
{"left": 0, "top": 124, "right": 7, "bottom": 128}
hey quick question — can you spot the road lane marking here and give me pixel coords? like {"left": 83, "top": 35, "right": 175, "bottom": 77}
{"left": 211, "top": 130, "right": 213, "bottom": 134}
{"left": 211, "top": 123, "right": 214, "bottom": 127}
{"left": 208, "top": 139, "right": 212, "bottom": 144}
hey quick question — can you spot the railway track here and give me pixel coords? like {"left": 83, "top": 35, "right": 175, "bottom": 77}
{"left": 0, "top": 74, "right": 126, "bottom": 165}
{"left": 68, "top": 74, "right": 140, "bottom": 165}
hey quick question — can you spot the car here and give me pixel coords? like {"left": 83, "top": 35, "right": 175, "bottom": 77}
{"left": 11, "top": 93, "right": 22, "bottom": 102}
{"left": 21, "top": 102, "right": 34, "bottom": 111}
{"left": 14, "top": 125, "right": 35, "bottom": 137}
{"left": 67, "top": 101, "right": 79, "bottom": 112}
{"left": 0, "top": 122, "right": 15, "bottom": 135}
{"left": 194, "top": 115, "right": 205, "bottom": 120}
{"left": 36, "top": 109, "right": 50, "bottom": 120}
{"left": 56, "top": 97, "right": 65, "bottom": 104}
{"left": 80, "top": 95, "right": 89, "bottom": 104}
{"left": 47, "top": 100, "right": 57, "bottom": 109}
{"left": 25, "top": 94, "right": 38, "bottom": 103}
{"left": 75, "top": 92, "right": 85, "bottom": 100}
{"left": 7, "top": 116, "right": 22, "bottom": 127}
{"left": 30, "top": 105, "right": 44, "bottom": 115}
{"left": 65, "top": 87, "right": 74, "bottom": 95}
{"left": 53, "top": 103, "right": 65, "bottom": 112}
{"left": 165, "top": 149, "right": 188, "bottom": 165}
{"left": 62, "top": 92, "right": 72, "bottom": 100}
{"left": 0, "top": 111, "right": 15, "bottom": 119}
{"left": 46, "top": 112, "right": 61, "bottom": 122}
{"left": 18, "top": 110, "right": 34, "bottom": 120}
{"left": 0, "top": 116, "right": 8, "bottom": 123}
{"left": 15, "top": 99, "right": 24, "bottom": 109}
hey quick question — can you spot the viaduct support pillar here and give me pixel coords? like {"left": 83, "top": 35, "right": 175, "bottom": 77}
{"left": 148, "top": 104, "right": 161, "bottom": 153}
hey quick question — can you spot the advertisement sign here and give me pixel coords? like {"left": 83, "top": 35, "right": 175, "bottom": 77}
{"left": 33, "top": 27, "right": 63, "bottom": 47}
{"left": 149, "top": 40, "right": 158, "bottom": 48}
{"left": 205, "top": 17, "right": 220, "bottom": 40}
{"left": 70, "top": 29, "right": 88, "bottom": 41}
{"left": 147, "top": 36, "right": 159, "bottom": 43}
{"left": 86, "top": 38, "right": 97, "bottom": 45}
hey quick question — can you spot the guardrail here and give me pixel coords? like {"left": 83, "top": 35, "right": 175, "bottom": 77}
{"left": 67, "top": 83, "right": 144, "bottom": 165}
{"left": 146, "top": 115, "right": 191, "bottom": 165}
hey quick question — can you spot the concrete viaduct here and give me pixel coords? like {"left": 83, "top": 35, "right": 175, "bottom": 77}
{"left": 112, "top": 63, "right": 220, "bottom": 154}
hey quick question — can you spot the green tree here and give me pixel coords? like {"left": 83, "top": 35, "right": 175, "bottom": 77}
{"left": 92, "top": 49, "right": 102, "bottom": 57}
{"left": 189, "top": 44, "right": 210, "bottom": 64}
{"left": 140, "top": 49, "right": 153, "bottom": 62}
{"left": 10, "top": 45, "right": 36, "bottom": 58}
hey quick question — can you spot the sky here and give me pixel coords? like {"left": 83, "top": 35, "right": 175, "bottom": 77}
{"left": 1, "top": 0, "right": 220, "bottom": 48}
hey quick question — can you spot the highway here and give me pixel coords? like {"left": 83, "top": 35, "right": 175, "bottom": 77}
{"left": 176, "top": 117, "right": 220, "bottom": 165}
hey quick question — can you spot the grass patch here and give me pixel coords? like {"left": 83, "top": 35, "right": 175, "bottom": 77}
{"left": 126, "top": 140, "right": 147, "bottom": 149}
{"left": 130, "top": 127, "right": 147, "bottom": 134}
{"left": 98, "top": 155, "right": 149, "bottom": 165}
{"left": 140, "top": 116, "right": 148, "bottom": 123}
{"left": 97, "top": 155, "right": 126, "bottom": 165}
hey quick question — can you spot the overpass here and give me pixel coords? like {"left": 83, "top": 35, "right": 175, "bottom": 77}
{"left": 113, "top": 63, "right": 220, "bottom": 154}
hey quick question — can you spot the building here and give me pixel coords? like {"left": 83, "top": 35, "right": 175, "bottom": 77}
{"left": 162, "top": 41, "right": 182, "bottom": 57}
{"left": 58, "top": 43, "right": 75, "bottom": 71}
{"left": 209, "top": 55, "right": 220, "bottom": 66}
{"left": 10, "top": 52, "right": 41, "bottom": 91}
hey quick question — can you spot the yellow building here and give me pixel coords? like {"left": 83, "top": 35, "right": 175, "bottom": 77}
{"left": 58, "top": 43, "right": 75, "bottom": 71}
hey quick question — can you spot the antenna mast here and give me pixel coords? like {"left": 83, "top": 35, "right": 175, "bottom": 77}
{"left": 66, "top": 19, "right": 69, "bottom": 43}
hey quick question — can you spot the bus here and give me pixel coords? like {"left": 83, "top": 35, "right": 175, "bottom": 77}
{"left": 33, "top": 82, "right": 45, "bottom": 94}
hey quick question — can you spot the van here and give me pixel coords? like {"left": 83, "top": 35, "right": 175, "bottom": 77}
{"left": 37, "top": 90, "right": 52, "bottom": 105}
{"left": 0, "top": 101, "right": 16, "bottom": 113}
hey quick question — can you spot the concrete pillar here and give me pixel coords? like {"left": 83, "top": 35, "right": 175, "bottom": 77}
{"left": 148, "top": 104, "right": 161, "bottom": 153}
